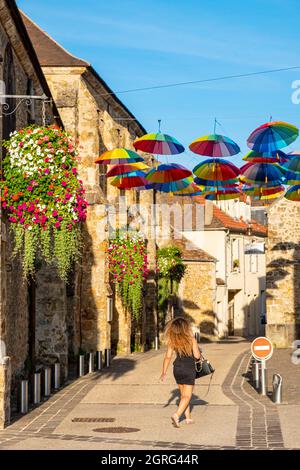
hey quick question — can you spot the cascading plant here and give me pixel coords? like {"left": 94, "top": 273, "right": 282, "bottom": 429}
{"left": 107, "top": 233, "right": 149, "bottom": 319}
{"left": 1, "top": 125, "right": 88, "bottom": 281}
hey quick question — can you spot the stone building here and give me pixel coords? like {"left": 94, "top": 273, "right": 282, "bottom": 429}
{"left": 21, "top": 12, "right": 157, "bottom": 364}
{"left": 182, "top": 197, "right": 267, "bottom": 339}
{"left": 266, "top": 198, "right": 300, "bottom": 347}
{"left": 0, "top": 0, "right": 61, "bottom": 428}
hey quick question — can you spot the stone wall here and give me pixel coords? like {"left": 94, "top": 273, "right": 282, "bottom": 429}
{"left": 266, "top": 198, "right": 300, "bottom": 347}
{"left": 0, "top": 5, "right": 55, "bottom": 427}
{"left": 177, "top": 260, "right": 217, "bottom": 340}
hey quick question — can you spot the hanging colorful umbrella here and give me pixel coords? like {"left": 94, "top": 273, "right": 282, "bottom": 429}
{"left": 193, "top": 158, "right": 240, "bottom": 182}
{"left": 247, "top": 121, "right": 299, "bottom": 153}
{"left": 205, "top": 187, "right": 242, "bottom": 201}
{"left": 194, "top": 176, "right": 238, "bottom": 187}
{"left": 242, "top": 150, "right": 289, "bottom": 164}
{"left": 285, "top": 185, "right": 300, "bottom": 201}
{"left": 110, "top": 171, "right": 149, "bottom": 189}
{"left": 174, "top": 182, "right": 206, "bottom": 196}
{"left": 243, "top": 185, "right": 285, "bottom": 200}
{"left": 106, "top": 162, "right": 149, "bottom": 177}
{"left": 146, "top": 163, "right": 192, "bottom": 183}
{"left": 95, "top": 148, "right": 144, "bottom": 165}
{"left": 189, "top": 134, "right": 240, "bottom": 157}
{"left": 152, "top": 177, "right": 193, "bottom": 193}
{"left": 240, "top": 162, "right": 285, "bottom": 185}
{"left": 133, "top": 133, "right": 184, "bottom": 155}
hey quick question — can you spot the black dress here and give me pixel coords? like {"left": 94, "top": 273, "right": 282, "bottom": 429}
{"left": 173, "top": 353, "right": 196, "bottom": 385}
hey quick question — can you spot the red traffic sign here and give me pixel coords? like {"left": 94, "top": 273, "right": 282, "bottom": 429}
{"left": 251, "top": 337, "right": 273, "bottom": 361}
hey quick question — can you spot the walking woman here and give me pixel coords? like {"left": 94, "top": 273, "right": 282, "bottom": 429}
{"left": 160, "top": 316, "right": 201, "bottom": 428}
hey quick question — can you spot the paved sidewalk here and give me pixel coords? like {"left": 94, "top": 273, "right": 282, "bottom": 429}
{"left": 0, "top": 339, "right": 249, "bottom": 450}
{"left": 1, "top": 339, "right": 298, "bottom": 450}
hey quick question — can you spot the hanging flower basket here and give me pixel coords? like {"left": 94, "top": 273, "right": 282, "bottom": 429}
{"left": 108, "top": 233, "right": 149, "bottom": 319}
{"left": 1, "top": 125, "right": 88, "bottom": 281}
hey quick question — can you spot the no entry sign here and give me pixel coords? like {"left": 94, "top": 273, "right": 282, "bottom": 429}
{"left": 251, "top": 336, "right": 273, "bottom": 361}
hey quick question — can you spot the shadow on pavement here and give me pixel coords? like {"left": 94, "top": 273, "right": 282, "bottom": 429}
{"left": 91, "top": 358, "right": 136, "bottom": 382}
{"left": 163, "top": 388, "right": 208, "bottom": 413}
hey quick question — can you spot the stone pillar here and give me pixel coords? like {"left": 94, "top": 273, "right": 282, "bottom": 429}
{"left": 0, "top": 357, "right": 11, "bottom": 429}
{"left": 266, "top": 199, "right": 300, "bottom": 347}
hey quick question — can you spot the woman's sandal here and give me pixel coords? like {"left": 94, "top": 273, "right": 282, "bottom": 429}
{"left": 185, "top": 418, "right": 194, "bottom": 424}
{"left": 171, "top": 414, "right": 180, "bottom": 428}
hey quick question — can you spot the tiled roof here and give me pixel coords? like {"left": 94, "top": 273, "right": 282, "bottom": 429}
{"left": 20, "top": 11, "right": 89, "bottom": 67}
{"left": 193, "top": 196, "right": 267, "bottom": 236}
{"left": 163, "top": 237, "right": 216, "bottom": 262}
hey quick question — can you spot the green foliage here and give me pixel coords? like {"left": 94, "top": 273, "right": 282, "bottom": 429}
{"left": 157, "top": 246, "right": 186, "bottom": 319}
{"left": 108, "top": 233, "right": 148, "bottom": 320}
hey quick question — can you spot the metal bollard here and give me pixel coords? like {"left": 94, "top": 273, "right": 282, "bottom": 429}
{"left": 33, "top": 372, "right": 41, "bottom": 404}
{"left": 155, "top": 336, "right": 159, "bottom": 350}
{"left": 54, "top": 363, "right": 61, "bottom": 390}
{"left": 88, "top": 352, "right": 94, "bottom": 373}
{"left": 44, "top": 367, "right": 51, "bottom": 397}
{"left": 272, "top": 374, "right": 283, "bottom": 404}
{"left": 20, "top": 380, "right": 29, "bottom": 414}
{"left": 79, "top": 354, "right": 85, "bottom": 377}
{"left": 252, "top": 361, "right": 260, "bottom": 390}
{"left": 97, "top": 351, "right": 102, "bottom": 371}
{"left": 259, "top": 361, "right": 267, "bottom": 396}
{"left": 105, "top": 348, "right": 110, "bottom": 367}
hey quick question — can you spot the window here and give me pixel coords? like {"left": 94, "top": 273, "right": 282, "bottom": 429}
{"left": 231, "top": 238, "right": 240, "bottom": 272}
{"left": 249, "top": 253, "right": 258, "bottom": 273}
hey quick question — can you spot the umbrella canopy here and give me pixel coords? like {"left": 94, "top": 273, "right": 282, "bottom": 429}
{"left": 240, "top": 162, "right": 285, "bottom": 184}
{"left": 205, "top": 187, "right": 242, "bottom": 201}
{"left": 146, "top": 163, "right": 192, "bottom": 183}
{"left": 243, "top": 185, "right": 285, "bottom": 200}
{"left": 194, "top": 177, "right": 238, "bottom": 187}
{"left": 152, "top": 177, "right": 193, "bottom": 193}
{"left": 285, "top": 185, "right": 300, "bottom": 201}
{"left": 110, "top": 171, "right": 149, "bottom": 189}
{"left": 189, "top": 134, "right": 240, "bottom": 157}
{"left": 133, "top": 133, "right": 184, "bottom": 155}
{"left": 106, "top": 162, "right": 149, "bottom": 177}
{"left": 174, "top": 182, "right": 206, "bottom": 196}
{"left": 247, "top": 121, "right": 299, "bottom": 153}
{"left": 193, "top": 158, "right": 240, "bottom": 182}
{"left": 242, "top": 150, "right": 289, "bottom": 164}
{"left": 95, "top": 148, "right": 144, "bottom": 165}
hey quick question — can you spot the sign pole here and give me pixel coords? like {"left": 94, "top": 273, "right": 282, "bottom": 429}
{"left": 260, "top": 359, "right": 267, "bottom": 396}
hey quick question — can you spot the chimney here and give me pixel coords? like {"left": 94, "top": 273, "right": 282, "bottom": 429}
{"left": 204, "top": 199, "right": 214, "bottom": 226}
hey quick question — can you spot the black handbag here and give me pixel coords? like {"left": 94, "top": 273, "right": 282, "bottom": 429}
{"left": 195, "top": 356, "right": 215, "bottom": 379}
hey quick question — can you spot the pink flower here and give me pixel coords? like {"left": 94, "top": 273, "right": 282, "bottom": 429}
{"left": 44, "top": 168, "right": 50, "bottom": 174}
{"left": 54, "top": 222, "right": 60, "bottom": 229}
{"left": 27, "top": 186, "right": 33, "bottom": 191}
{"left": 52, "top": 210, "right": 58, "bottom": 217}
{"left": 19, "top": 142, "right": 24, "bottom": 148}
{"left": 47, "top": 191, "right": 53, "bottom": 196}
{"left": 2, "top": 202, "right": 7, "bottom": 208}
{"left": 61, "top": 181, "right": 67, "bottom": 187}
{"left": 44, "top": 157, "right": 50, "bottom": 163}
{"left": 72, "top": 168, "right": 77, "bottom": 174}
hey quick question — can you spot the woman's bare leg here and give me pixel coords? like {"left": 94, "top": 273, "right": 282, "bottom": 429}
{"left": 175, "top": 384, "right": 193, "bottom": 419}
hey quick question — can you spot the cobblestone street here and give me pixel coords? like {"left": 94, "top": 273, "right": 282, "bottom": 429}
{"left": 0, "top": 340, "right": 298, "bottom": 450}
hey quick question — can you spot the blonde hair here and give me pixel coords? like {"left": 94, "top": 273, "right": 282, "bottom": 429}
{"left": 164, "top": 316, "right": 193, "bottom": 356}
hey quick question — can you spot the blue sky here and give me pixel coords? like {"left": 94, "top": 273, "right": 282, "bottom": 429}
{"left": 18, "top": 0, "right": 300, "bottom": 167}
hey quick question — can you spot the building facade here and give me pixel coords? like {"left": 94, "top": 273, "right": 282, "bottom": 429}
{"left": 0, "top": 0, "right": 61, "bottom": 428}
{"left": 182, "top": 197, "right": 267, "bottom": 339}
